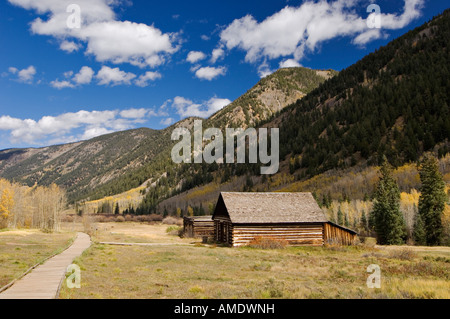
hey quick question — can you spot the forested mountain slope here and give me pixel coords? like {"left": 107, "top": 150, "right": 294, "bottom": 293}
{"left": 270, "top": 9, "right": 450, "bottom": 178}
{"left": 142, "top": 9, "right": 450, "bottom": 214}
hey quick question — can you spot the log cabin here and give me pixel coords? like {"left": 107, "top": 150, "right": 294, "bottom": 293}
{"left": 212, "top": 192, "right": 357, "bottom": 247}
{"left": 183, "top": 215, "right": 214, "bottom": 238}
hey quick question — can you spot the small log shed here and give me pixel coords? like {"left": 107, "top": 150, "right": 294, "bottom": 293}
{"left": 212, "top": 192, "right": 357, "bottom": 247}
{"left": 183, "top": 215, "right": 214, "bottom": 238}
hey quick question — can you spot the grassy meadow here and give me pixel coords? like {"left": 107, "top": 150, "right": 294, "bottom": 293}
{"left": 59, "top": 222, "right": 450, "bottom": 299}
{"left": 0, "top": 229, "right": 76, "bottom": 288}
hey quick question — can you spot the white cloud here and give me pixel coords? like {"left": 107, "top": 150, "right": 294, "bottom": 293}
{"left": 211, "top": 47, "right": 225, "bottom": 63}
{"left": 219, "top": 0, "right": 424, "bottom": 64}
{"left": 50, "top": 66, "right": 159, "bottom": 88}
{"left": 195, "top": 66, "right": 226, "bottom": 81}
{"left": 50, "top": 79, "right": 75, "bottom": 89}
{"left": 257, "top": 60, "right": 274, "bottom": 78}
{"left": 207, "top": 97, "right": 232, "bottom": 115}
{"left": 0, "top": 110, "right": 115, "bottom": 144}
{"left": 96, "top": 66, "right": 136, "bottom": 86}
{"left": 60, "top": 40, "right": 80, "bottom": 53}
{"left": 9, "top": 0, "right": 179, "bottom": 68}
{"left": 189, "top": 64, "right": 201, "bottom": 73}
{"left": 19, "top": 66, "right": 37, "bottom": 82}
{"left": 379, "top": 0, "right": 424, "bottom": 29}
{"left": 50, "top": 66, "right": 94, "bottom": 89}
{"left": 8, "top": 67, "right": 18, "bottom": 74}
{"left": 172, "top": 96, "right": 231, "bottom": 118}
{"left": 134, "top": 71, "right": 162, "bottom": 87}
{"left": 279, "top": 59, "right": 302, "bottom": 68}
{"left": 73, "top": 66, "right": 94, "bottom": 85}
{"left": 353, "top": 29, "right": 385, "bottom": 46}
{"left": 81, "top": 21, "right": 178, "bottom": 67}
{"left": 0, "top": 115, "right": 23, "bottom": 130}
{"left": 160, "top": 118, "right": 174, "bottom": 126}
{"left": 186, "top": 51, "right": 206, "bottom": 64}
{"left": 8, "top": 65, "right": 36, "bottom": 83}
{"left": 0, "top": 108, "right": 157, "bottom": 145}
{"left": 119, "top": 108, "right": 152, "bottom": 119}
{"left": 81, "top": 127, "right": 113, "bottom": 140}
{"left": 201, "top": 34, "right": 210, "bottom": 41}
{"left": 63, "top": 71, "right": 74, "bottom": 78}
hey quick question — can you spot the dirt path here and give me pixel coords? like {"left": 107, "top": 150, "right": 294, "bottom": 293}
{"left": 98, "top": 241, "right": 192, "bottom": 246}
{"left": 0, "top": 232, "right": 91, "bottom": 299}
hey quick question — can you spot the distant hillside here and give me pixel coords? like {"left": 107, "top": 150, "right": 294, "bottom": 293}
{"left": 0, "top": 67, "right": 331, "bottom": 202}
{"left": 207, "top": 67, "right": 337, "bottom": 128}
{"left": 0, "top": 128, "right": 164, "bottom": 200}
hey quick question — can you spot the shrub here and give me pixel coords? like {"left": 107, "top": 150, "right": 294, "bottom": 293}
{"left": 136, "top": 216, "right": 147, "bottom": 223}
{"left": 124, "top": 215, "right": 133, "bottom": 222}
{"left": 363, "top": 237, "right": 377, "bottom": 248}
{"left": 247, "top": 237, "right": 288, "bottom": 249}
{"left": 166, "top": 226, "right": 182, "bottom": 236}
{"left": 162, "top": 216, "right": 182, "bottom": 225}
{"left": 133, "top": 215, "right": 162, "bottom": 223}
{"left": 149, "top": 214, "right": 163, "bottom": 222}
{"left": 95, "top": 215, "right": 115, "bottom": 223}
{"left": 116, "top": 216, "right": 125, "bottom": 223}
{"left": 388, "top": 248, "right": 417, "bottom": 261}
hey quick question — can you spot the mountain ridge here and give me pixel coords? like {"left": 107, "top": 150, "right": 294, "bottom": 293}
{"left": 0, "top": 66, "right": 333, "bottom": 201}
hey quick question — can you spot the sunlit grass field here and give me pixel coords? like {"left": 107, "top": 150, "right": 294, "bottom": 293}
{"left": 59, "top": 223, "right": 450, "bottom": 299}
{"left": 0, "top": 229, "right": 76, "bottom": 288}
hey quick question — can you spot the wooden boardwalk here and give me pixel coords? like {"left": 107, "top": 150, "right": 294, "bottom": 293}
{"left": 0, "top": 232, "right": 91, "bottom": 299}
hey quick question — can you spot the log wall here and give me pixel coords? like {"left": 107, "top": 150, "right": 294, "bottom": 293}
{"left": 184, "top": 217, "right": 214, "bottom": 238}
{"left": 212, "top": 221, "right": 357, "bottom": 247}
{"left": 184, "top": 218, "right": 194, "bottom": 237}
{"left": 231, "top": 223, "right": 324, "bottom": 247}
{"left": 214, "top": 219, "right": 233, "bottom": 245}
{"left": 323, "top": 222, "right": 357, "bottom": 245}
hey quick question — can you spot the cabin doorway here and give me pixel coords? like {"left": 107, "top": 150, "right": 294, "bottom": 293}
{"left": 220, "top": 221, "right": 231, "bottom": 244}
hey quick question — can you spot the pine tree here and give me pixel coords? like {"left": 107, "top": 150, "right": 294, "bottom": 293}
{"left": 418, "top": 154, "right": 447, "bottom": 245}
{"left": 199, "top": 203, "right": 205, "bottom": 216}
{"left": 368, "top": 210, "right": 376, "bottom": 230}
{"left": 372, "top": 156, "right": 406, "bottom": 245}
{"left": 114, "top": 203, "right": 120, "bottom": 215}
{"left": 360, "top": 210, "right": 368, "bottom": 231}
{"left": 413, "top": 211, "right": 426, "bottom": 246}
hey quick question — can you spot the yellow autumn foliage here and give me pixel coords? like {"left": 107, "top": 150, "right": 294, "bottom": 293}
{"left": 0, "top": 187, "right": 14, "bottom": 227}
{"left": 0, "top": 178, "right": 65, "bottom": 230}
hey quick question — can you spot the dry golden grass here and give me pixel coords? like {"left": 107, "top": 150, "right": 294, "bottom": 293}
{"left": 58, "top": 223, "right": 450, "bottom": 299}
{"left": 89, "top": 222, "right": 193, "bottom": 245}
{"left": 0, "top": 229, "right": 76, "bottom": 287}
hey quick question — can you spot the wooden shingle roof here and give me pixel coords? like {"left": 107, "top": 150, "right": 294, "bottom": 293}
{"left": 218, "top": 192, "right": 328, "bottom": 224}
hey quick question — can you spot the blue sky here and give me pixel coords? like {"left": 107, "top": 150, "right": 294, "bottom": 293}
{"left": 0, "top": 0, "right": 448, "bottom": 150}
